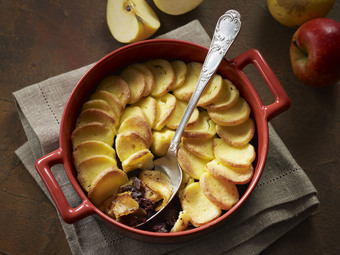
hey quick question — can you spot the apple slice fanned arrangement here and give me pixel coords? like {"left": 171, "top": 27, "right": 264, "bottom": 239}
{"left": 71, "top": 59, "right": 256, "bottom": 232}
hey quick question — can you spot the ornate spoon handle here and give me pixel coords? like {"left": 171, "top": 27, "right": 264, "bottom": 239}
{"left": 169, "top": 10, "right": 241, "bottom": 152}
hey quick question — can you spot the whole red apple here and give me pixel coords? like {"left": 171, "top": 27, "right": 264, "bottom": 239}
{"left": 289, "top": 18, "right": 340, "bottom": 87}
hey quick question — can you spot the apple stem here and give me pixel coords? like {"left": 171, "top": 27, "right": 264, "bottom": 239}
{"left": 292, "top": 39, "right": 307, "bottom": 57}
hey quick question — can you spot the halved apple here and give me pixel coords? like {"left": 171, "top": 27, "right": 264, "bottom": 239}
{"left": 107, "top": 0, "right": 160, "bottom": 43}
{"left": 153, "top": 0, "right": 204, "bottom": 15}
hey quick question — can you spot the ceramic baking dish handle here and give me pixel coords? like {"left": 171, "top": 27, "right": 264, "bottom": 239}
{"left": 232, "top": 49, "right": 291, "bottom": 121}
{"left": 35, "top": 148, "right": 95, "bottom": 223}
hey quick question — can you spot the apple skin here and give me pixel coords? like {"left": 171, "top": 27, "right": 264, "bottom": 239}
{"left": 289, "top": 18, "right": 340, "bottom": 87}
{"left": 267, "top": 0, "right": 335, "bottom": 28}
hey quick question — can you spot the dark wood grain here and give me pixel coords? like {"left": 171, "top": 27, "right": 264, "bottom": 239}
{"left": 1, "top": 0, "right": 339, "bottom": 254}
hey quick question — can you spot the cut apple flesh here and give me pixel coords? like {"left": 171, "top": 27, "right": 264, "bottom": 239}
{"left": 107, "top": 0, "right": 160, "bottom": 43}
{"left": 153, "top": 0, "right": 204, "bottom": 15}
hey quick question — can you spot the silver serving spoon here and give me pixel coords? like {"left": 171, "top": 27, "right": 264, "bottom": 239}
{"left": 137, "top": 10, "right": 241, "bottom": 227}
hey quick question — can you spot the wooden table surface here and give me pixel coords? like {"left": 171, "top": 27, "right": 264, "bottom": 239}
{"left": 1, "top": 0, "right": 339, "bottom": 254}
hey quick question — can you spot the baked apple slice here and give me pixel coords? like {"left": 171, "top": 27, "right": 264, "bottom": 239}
{"left": 208, "top": 97, "right": 251, "bottom": 126}
{"left": 96, "top": 75, "right": 131, "bottom": 107}
{"left": 81, "top": 99, "right": 114, "bottom": 116}
{"left": 73, "top": 140, "right": 116, "bottom": 167}
{"left": 121, "top": 149, "right": 154, "bottom": 173}
{"left": 119, "top": 106, "right": 148, "bottom": 126}
{"left": 115, "top": 131, "right": 149, "bottom": 162}
{"left": 75, "top": 109, "right": 117, "bottom": 130}
{"left": 216, "top": 118, "right": 255, "bottom": 147}
{"left": 204, "top": 79, "right": 239, "bottom": 111}
{"left": 130, "top": 63, "right": 154, "bottom": 97}
{"left": 200, "top": 172, "right": 239, "bottom": 210}
{"left": 205, "top": 159, "right": 254, "bottom": 185}
{"left": 183, "top": 111, "right": 216, "bottom": 139}
{"left": 120, "top": 66, "right": 146, "bottom": 104}
{"left": 171, "top": 60, "right": 187, "bottom": 90}
{"left": 118, "top": 115, "right": 152, "bottom": 147}
{"left": 177, "top": 145, "right": 209, "bottom": 180}
{"left": 166, "top": 99, "right": 199, "bottom": 129}
{"left": 145, "top": 59, "right": 175, "bottom": 97}
{"left": 151, "top": 127, "right": 175, "bottom": 157}
{"left": 173, "top": 62, "right": 223, "bottom": 106}
{"left": 170, "top": 211, "right": 190, "bottom": 232}
{"left": 132, "top": 96, "right": 158, "bottom": 128}
{"left": 180, "top": 182, "right": 221, "bottom": 227}
{"left": 139, "top": 170, "right": 172, "bottom": 211}
{"left": 90, "top": 90, "right": 124, "bottom": 120}
{"left": 71, "top": 122, "right": 116, "bottom": 148}
{"left": 88, "top": 167, "right": 128, "bottom": 206}
{"left": 213, "top": 138, "right": 256, "bottom": 168}
{"left": 182, "top": 136, "right": 214, "bottom": 161}
{"left": 77, "top": 155, "right": 118, "bottom": 191}
{"left": 153, "top": 93, "right": 176, "bottom": 131}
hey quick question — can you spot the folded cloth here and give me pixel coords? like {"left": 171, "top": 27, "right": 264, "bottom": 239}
{"left": 13, "top": 20, "right": 319, "bottom": 255}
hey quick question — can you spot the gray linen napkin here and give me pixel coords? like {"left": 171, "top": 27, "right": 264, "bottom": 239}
{"left": 13, "top": 20, "right": 319, "bottom": 255}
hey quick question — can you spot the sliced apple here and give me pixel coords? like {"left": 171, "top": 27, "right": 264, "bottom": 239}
{"left": 153, "top": 0, "right": 204, "bottom": 15}
{"left": 205, "top": 159, "right": 254, "bottom": 185}
{"left": 81, "top": 99, "right": 114, "bottom": 115}
{"left": 180, "top": 182, "right": 221, "bottom": 227}
{"left": 151, "top": 127, "right": 175, "bottom": 157}
{"left": 90, "top": 90, "right": 124, "bottom": 120}
{"left": 177, "top": 144, "right": 208, "bottom": 180}
{"left": 118, "top": 115, "right": 152, "bottom": 147}
{"left": 183, "top": 111, "right": 216, "bottom": 139}
{"left": 213, "top": 138, "right": 256, "bottom": 168}
{"left": 119, "top": 106, "right": 148, "bottom": 126}
{"left": 132, "top": 96, "right": 158, "bottom": 128}
{"left": 75, "top": 108, "right": 117, "bottom": 131}
{"left": 73, "top": 140, "right": 116, "bottom": 167}
{"left": 121, "top": 149, "right": 154, "bottom": 173}
{"left": 200, "top": 172, "right": 239, "bottom": 210}
{"left": 120, "top": 66, "right": 146, "bottom": 104}
{"left": 204, "top": 79, "right": 239, "bottom": 111}
{"left": 71, "top": 122, "right": 116, "bottom": 148}
{"left": 145, "top": 59, "right": 175, "bottom": 97}
{"left": 171, "top": 60, "right": 187, "bottom": 90}
{"left": 182, "top": 136, "right": 214, "bottom": 161}
{"left": 88, "top": 167, "right": 129, "bottom": 206}
{"left": 130, "top": 63, "right": 154, "bottom": 97}
{"left": 173, "top": 62, "right": 202, "bottom": 101}
{"left": 106, "top": 0, "right": 160, "bottom": 43}
{"left": 107, "top": 192, "right": 140, "bottom": 220}
{"left": 77, "top": 155, "right": 118, "bottom": 191}
{"left": 166, "top": 99, "right": 199, "bottom": 129}
{"left": 170, "top": 211, "right": 190, "bottom": 232}
{"left": 153, "top": 93, "right": 176, "bottom": 131}
{"left": 115, "top": 131, "right": 148, "bottom": 162}
{"left": 207, "top": 97, "right": 251, "bottom": 127}
{"left": 96, "top": 75, "right": 131, "bottom": 107}
{"left": 216, "top": 118, "right": 255, "bottom": 147}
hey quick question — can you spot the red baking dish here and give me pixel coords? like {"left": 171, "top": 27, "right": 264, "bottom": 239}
{"left": 35, "top": 39, "right": 290, "bottom": 243}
